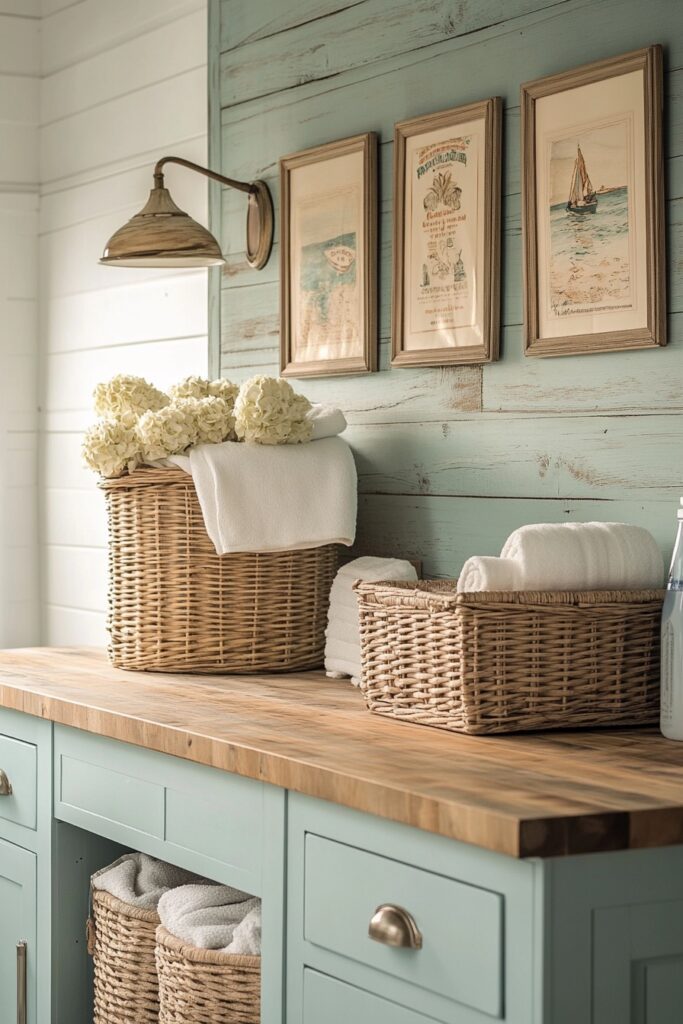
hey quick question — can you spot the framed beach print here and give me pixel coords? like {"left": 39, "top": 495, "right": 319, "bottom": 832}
{"left": 391, "top": 97, "right": 501, "bottom": 367}
{"left": 280, "top": 132, "right": 377, "bottom": 378}
{"left": 521, "top": 45, "right": 665, "bottom": 357}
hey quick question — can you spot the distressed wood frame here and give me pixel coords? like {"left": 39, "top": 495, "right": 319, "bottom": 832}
{"left": 391, "top": 97, "right": 502, "bottom": 367}
{"left": 279, "top": 132, "right": 378, "bottom": 378}
{"left": 521, "top": 45, "right": 666, "bottom": 358}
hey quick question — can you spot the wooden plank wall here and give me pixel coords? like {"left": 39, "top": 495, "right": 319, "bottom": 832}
{"left": 213, "top": 0, "right": 683, "bottom": 578}
{"left": 39, "top": 0, "right": 209, "bottom": 644}
{"left": 0, "top": 2, "right": 40, "bottom": 645}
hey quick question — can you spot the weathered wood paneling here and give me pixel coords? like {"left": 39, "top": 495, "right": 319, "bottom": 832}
{"left": 215, "top": 0, "right": 683, "bottom": 575}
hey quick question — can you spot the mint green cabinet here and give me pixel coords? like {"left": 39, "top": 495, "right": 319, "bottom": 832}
{"left": 0, "top": 837, "right": 36, "bottom": 1024}
{"left": 593, "top": 900, "right": 683, "bottom": 1023}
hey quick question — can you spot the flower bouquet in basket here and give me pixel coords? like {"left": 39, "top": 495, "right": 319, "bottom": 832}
{"left": 81, "top": 374, "right": 355, "bottom": 676}
{"left": 82, "top": 373, "right": 315, "bottom": 478}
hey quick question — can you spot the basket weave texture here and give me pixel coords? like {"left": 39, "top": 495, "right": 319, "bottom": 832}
{"left": 155, "top": 926, "right": 260, "bottom": 1024}
{"left": 100, "top": 467, "right": 339, "bottom": 673}
{"left": 91, "top": 889, "right": 160, "bottom": 1024}
{"left": 355, "top": 580, "right": 664, "bottom": 735}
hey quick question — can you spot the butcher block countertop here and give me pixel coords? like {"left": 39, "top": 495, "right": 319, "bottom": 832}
{"left": 0, "top": 647, "right": 682, "bottom": 859}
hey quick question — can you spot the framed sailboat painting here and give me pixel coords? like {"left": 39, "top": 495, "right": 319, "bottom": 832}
{"left": 521, "top": 46, "right": 665, "bottom": 357}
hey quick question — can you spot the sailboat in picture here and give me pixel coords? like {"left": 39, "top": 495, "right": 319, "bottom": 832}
{"left": 566, "top": 144, "right": 598, "bottom": 214}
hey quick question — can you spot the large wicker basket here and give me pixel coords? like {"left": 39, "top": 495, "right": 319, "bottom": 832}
{"left": 155, "top": 926, "right": 260, "bottom": 1024}
{"left": 89, "top": 889, "right": 160, "bottom": 1024}
{"left": 354, "top": 580, "right": 664, "bottom": 735}
{"left": 100, "top": 467, "right": 339, "bottom": 673}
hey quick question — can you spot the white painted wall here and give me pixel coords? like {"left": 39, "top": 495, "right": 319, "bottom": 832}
{"left": 39, "top": 0, "right": 209, "bottom": 645}
{"left": 0, "top": 3, "right": 40, "bottom": 647}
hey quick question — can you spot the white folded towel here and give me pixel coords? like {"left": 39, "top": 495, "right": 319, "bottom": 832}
{"left": 92, "top": 853, "right": 203, "bottom": 911}
{"left": 158, "top": 884, "right": 261, "bottom": 955}
{"left": 457, "top": 522, "right": 664, "bottom": 593}
{"left": 307, "top": 404, "right": 347, "bottom": 440}
{"left": 172, "top": 436, "right": 356, "bottom": 555}
{"left": 325, "top": 556, "right": 418, "bottom": 682}
{"left": 456, "top": 555, "right": 522, "bottom": 593}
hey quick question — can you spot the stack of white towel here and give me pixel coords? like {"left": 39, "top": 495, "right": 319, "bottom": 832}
{"left": 457, "top": 522, "right": 664, "bottom": 593}
{"left": 325, "top": 556, "right": 418, "bottom": 684}
{"left": 92, "top": 852, "right": 261, "bottom": 955}
{"left": 166, "top": 404, "right": 357, "bottom": 556}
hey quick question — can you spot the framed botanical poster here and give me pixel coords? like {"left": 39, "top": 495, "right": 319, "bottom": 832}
{"left": 392, "top": 97, "right": 501, "bottom": 367}
{"left": 280, "top": 132, "right": 377, "bottom": 377}
{"left": 521, "top": 45, "right": 665, "bottom": 357}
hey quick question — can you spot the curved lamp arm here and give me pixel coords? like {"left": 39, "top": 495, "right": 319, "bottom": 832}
{"left": 153, "top": 155, "right": 256, "bottom": 196}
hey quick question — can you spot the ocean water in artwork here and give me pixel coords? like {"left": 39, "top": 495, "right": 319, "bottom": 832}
{"left": 548, "top": 120, "right": 632, "bottom": 316}
{"left": 297, "top": 231, "right": 358, "bottom": 352}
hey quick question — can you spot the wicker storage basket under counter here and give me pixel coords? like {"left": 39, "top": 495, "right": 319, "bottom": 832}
{"left": 99, "top": 467, "right": 339, "bottom": 673}
{"left": 354, "top": 580, "right": 664, "bottom": 735}
{"left": 88, "top": 889, "right": 160, "bottom": 1024}
{"left": 155, "top": 926, "right": 260, "bottom": 1024}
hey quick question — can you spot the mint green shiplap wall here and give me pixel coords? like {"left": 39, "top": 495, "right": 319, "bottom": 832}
{"left": 211, "top": 0, "right": 683, "bottom": 578}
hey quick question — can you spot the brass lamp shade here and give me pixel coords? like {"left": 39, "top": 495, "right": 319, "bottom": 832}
{"left": 100, "top": 157, "right": 274, "bottom": 271}
{"left": 100, "top": 186, "right": 225, "bottom": 268}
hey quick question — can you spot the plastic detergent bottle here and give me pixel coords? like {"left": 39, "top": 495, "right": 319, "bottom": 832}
{"left": 661, "top": 501, "right": 683, "bottom": 740}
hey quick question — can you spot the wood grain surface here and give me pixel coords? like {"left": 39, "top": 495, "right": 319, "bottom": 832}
{"left": 1, "top": 648, "right": 683, "bottom": 859}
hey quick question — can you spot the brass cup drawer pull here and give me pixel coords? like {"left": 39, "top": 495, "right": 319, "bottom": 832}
{"left": 0, "top": 768, "right": 12, "bottom": 796}
{"left": 368, "top": 904, "right": 422, "bottom": 950}
{"left": 17, "top": 941, "right": 27, "bottom": 1024}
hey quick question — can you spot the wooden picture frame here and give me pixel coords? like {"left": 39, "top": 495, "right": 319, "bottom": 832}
{"left": 521, "top": 45, "right": 665, "bottom": 357}
{"left": 280, "top": 132, "right": 377, "bottom": 378}
{"left": 391, "top": 97, "right": 501, "bottom": 367}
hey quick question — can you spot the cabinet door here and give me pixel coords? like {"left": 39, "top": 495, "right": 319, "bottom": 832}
{"left": 593, "top": 900, "right": 683, "bottom": 1023}
{"left": 0, "top": 838, "right": 36, "bottom": 1024}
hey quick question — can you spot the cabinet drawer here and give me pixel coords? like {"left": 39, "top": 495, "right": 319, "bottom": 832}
{"left": 304, "top": 833, "right": 503, "bottom": 1018}
{"left": 55, "top": 726, "right": 269, "bottom": 894}
{"left": 303, "top": 968, "right": 436, "bottom": 1024}
{"left": 0, "top": 734, "right": 37, "bottom": 831}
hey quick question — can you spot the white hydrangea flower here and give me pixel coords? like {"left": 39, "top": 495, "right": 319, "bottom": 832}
{"left": 168, "top": 376, "right": 212, "bottom": 401}
{"left": 93, "top": 374, "right": 169, "bottom": 418}
{"left": 207, "top": 378, "right": 239, "bottom": 404}
{"left": 82, "top": 417, "right": 141, "bottom": 478}
{"left": 136, "top": 405, "right": 200, "bottom": 462}
{"left": 174, "top": 396, "right": 235, "bottom": 445}
{"left": 234, "top": 375, "right": 313, "bottom": 445}
{"left": 169, "top": 376, "right": 239, "bottom": 404}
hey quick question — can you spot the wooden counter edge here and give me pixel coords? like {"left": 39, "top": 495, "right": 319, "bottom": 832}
{"left": 4, "top": 677, "right": 683, "bottom": 860}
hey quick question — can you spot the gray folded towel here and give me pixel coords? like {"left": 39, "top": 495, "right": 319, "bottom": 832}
{"left": 92, "top": 852, "right": 205, "bottom": 911}
{"left": 157, "top": 884, "right": 261, "bottom": 955}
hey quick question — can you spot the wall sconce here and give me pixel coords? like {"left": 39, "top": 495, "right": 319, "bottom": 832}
{"left": 100, "top": 156, "right": 273, "bottom": 270}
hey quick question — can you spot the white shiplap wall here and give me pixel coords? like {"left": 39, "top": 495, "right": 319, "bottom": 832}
{"left": 40, "top": 0, "right": 209, "bottom": 645}
{"left": 0, "top": 3, "right": 40, "bottom": 647}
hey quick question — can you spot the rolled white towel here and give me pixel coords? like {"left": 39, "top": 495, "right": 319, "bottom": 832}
{"left": 457, "top": 556, "right": 522, "bottom": 593}
{"left": 307, "top": 404, "right": 347, "bottom": 440}
{"left": 501, "top": 522, "right": 664, "bottom": 591}
{"left": 158, "top": 884, "right": 261, "bottom": 955}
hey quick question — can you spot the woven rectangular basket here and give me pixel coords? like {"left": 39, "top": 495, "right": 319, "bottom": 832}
{"left": 354, "top": 580, "right": 664, "bottom": 735}
{"left": 99, "top": 467, "right": 339, "bottom": 674}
